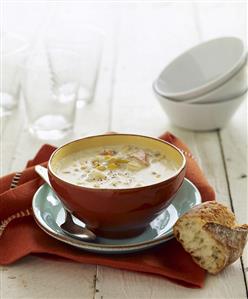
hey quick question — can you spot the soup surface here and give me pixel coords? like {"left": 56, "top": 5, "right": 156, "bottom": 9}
{"left": 55, "top": 144, "right": 178, "bottom": 189}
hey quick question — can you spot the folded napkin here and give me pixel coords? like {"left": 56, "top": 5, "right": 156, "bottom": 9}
{"left": 0, "top": 132, "right": 215, "bottom": 288}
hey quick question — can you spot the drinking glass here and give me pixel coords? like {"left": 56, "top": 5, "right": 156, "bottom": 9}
{"left": 21, "top": 47, "right": 80, "bottom": 140}
{"left": 46, "top": 26, "right": 104, "bottom": 106}
{"left": 1, "top": 32, "right": 29, "bottom": 117}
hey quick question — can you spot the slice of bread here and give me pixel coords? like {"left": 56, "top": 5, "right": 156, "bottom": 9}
{"left": 173, "top": 201, "right": 248, "bottom": 274}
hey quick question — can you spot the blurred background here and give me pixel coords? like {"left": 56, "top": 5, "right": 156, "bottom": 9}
{"left": 1, "top": 2, "right": 247, "bottom": 148}
{"left": 2, "top": 2, "right": 246, "bottom": 134}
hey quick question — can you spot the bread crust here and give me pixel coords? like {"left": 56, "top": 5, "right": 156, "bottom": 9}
{"left": 204, "top": 222, "right": 248, "bottom": 266}
{"left": 173, "top": 201, "right": 248, "bottom": 274}
{"left": 180, "top": 201, "right": 237, "bottom": 227}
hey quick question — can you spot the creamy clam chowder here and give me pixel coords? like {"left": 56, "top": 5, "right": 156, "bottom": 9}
{"left": 55, "top": 145, "right": 178, "bottom": 189}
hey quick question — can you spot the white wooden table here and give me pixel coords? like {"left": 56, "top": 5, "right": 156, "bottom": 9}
{"left": 1, "top": 2, "right": 247, "bottom": 298}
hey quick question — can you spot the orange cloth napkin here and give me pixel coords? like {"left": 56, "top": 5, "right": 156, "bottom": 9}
{"left": 0, "top": 132, "right": 215, "bottom": 288}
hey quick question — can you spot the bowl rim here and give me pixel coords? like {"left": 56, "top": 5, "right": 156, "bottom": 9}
{"left": 48, "top": 133, "right": 187, "bottom": 192}
{"left": 154, "top": 56, "right": 247, "bottom": 104}
{"left": 154, "top": 89, "right": 247, "bottom": 107}
{"left": 156, "top": 36, "right": 247, "bottom": 99}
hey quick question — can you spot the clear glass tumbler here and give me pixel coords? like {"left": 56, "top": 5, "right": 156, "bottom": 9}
{"left": 46, "top": 25, "right": 104, "bottom": 106}
{"left": 1, "top": 32, "right": 29, "bottom": 117}
{"left": 21, "top": 47, "right": 80, "bottom": 140}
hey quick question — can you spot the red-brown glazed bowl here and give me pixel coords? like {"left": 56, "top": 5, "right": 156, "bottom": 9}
{"left": 48, "top": 134, "right": 186, "bottom": 238}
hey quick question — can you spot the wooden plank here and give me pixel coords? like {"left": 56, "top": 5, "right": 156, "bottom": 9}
{"left": 96, "top": 264, "right": 247, "bottom": 299}
{"left": 196, "top": 1, "right": 248, "bottom": 288}
{"left": 0, "top": 105, "right": 24, "bottom": 175}
{"left": 220, "top": 98, "right": 248, "bottom": 287}
{"left": 96, "top": 2, "right": 247, "bottom": 299}
{"left": 219, "top": 99, "right": 247, "bottom": 224}
{"left": 1, "top": 257, "right": 96, "bottom": 299}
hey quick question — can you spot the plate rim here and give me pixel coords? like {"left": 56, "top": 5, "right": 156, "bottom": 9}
{"left": 32, "top": 178, "right": 201, "bottom": 252}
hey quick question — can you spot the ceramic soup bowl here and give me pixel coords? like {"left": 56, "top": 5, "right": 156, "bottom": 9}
{"left": 48, "top": 134, "right": 186, "bottom": 238}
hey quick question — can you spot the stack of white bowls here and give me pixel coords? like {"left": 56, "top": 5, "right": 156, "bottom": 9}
{"left": 153, "top": 37, "right": 247, "bottom": 131}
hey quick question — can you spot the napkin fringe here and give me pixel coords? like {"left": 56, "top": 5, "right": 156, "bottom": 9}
{"left": 0, "top": 207, "right": 33, "bottom": 238}
{"left": 10, "top": 172, "right": 22, "bottom": 189}
{"left": 0, "top": 170, "right": 33, "bottom": 237}
{"left": 181, "top": 150, "right": 197, "bottom": 161}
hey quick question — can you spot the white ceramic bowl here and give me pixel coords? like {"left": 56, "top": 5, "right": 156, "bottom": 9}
{"left": 155, "top": 37, "right": 247, "bottom": 100}
{"left": 155, "top": 91, "right": 247, "bottom": 131}
{"left": 154, "top": 60, "right": 247, "bottom": 104}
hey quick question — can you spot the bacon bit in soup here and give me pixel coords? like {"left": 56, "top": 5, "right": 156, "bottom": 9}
{"left": 154, "top": 151, "right": 161, "bottom": 157}
{"left": 131, "top": 149, "right": 149, "bottom": 166}
{"left": 100, "top": 149, "right": 117, "bottom": 156}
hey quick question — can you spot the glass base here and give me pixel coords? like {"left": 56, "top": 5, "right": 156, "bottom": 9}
{"left": 76, "top": 86, "right": 93, "bottom": 108}
{"left": 0, "top": 92, "right": 18, "bottom": 117}
{"left": 0, "top": 106, "right": 12, "bottom": 117}
{"left": 29, "top": 114, "right": 73, "bottom": 140}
